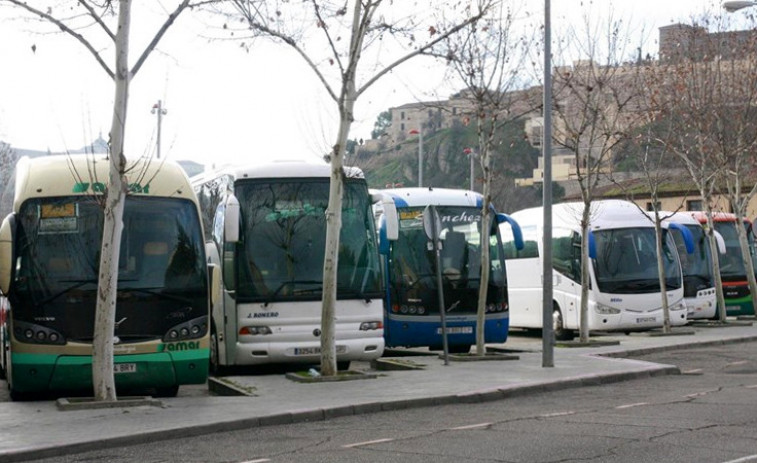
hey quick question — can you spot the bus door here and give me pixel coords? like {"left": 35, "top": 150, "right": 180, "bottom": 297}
{"left": 551, "top": 227, "right": 582, "bottom": 330}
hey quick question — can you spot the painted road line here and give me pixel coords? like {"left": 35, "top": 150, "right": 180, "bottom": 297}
{"left": 343, "top": 438, "right": 395, "bottom": 448}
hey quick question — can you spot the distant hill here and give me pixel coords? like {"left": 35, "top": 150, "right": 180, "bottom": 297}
{"left": 353, "top": 118, "right": 545, "bottom": 213}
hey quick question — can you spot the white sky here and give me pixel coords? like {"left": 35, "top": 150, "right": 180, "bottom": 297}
{"left": 0, "top": 0, "right": 725, "bottom": 168}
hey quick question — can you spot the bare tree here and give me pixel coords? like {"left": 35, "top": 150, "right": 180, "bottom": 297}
{"left": 226, "top": 0, "right": 494, "bottom": 376}
{"left": 550, "top": 12, "right": 643, "bottom": 342}
{"left": 442, "top": 2, "right": 536, "bottom": 355}
{"left": 3, "top": 0, "right": 200, "bottom": 400}
{"left": 644, "top": 14, "right": 757, "bottom": 322}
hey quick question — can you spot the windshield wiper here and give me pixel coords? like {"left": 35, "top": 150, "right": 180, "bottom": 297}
{"left": 35, "top": 278, "right": 98, "bottom": 307}
{"left": 118, "top": 287, "right": 192, "bottom": 303}
{"left": 337, "top": 287, "right": 372, "bottom": 303}
{"left": 264, "top": 280, "right": 322, "bottom": 306}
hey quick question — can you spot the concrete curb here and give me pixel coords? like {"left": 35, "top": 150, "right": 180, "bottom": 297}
{"left": 0, "top": 361, "right": 679, "bottom": 463}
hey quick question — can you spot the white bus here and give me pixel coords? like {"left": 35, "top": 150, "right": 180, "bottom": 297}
{"left": 502, "top": 200, "right": 691, "bottom": 339}
{"left": 659, "top": 212, "right": 724, "bottom": 320}
{"left": 192, "top": 160, "right": 396, "bottom": 372}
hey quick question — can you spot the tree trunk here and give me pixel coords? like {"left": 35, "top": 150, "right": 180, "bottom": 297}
{"left": 653, "top": 217, "right": 671, "bottom": 333}
{"left": 732, "top": 208, "right": 757, "bottom": 317}
{"left": 475, "top": 146, "right": 491, "bottom": 356}
{"left": 704, "top": 206, "right": 727, "bottom": 323}
{"left": 579, "top": 202, "right": 591, "bottom": 342}
{"left": 92, "top": 0, "right": 131, "bottom": 401}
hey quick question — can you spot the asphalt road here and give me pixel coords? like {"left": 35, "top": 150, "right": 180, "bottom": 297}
{"left": 18, "top": 340, "right": 757, "bottom": 463}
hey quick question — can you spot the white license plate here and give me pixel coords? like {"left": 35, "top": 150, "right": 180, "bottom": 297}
{"left": 294, "top": 346, "right": 347, "bottom": 355}
{"left": 636, "top": 317, "right": 656, "bottom": 323}
{"left": 114, "top": 363, "right": 137, "bottom": 374}
{"left": 436, "top": 326, "right": 473, "bottom": 335}
{"left": 726, "top": 305, "right": 740, "bottom": 311}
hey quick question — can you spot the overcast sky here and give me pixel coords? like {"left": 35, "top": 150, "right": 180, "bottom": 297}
{"left": 0, "top": 0, "right": 726, "bottom": 169}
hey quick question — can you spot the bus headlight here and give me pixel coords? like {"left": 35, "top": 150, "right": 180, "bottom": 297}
{"left": 163, "top": 315, "right": 208, "bottom": 342}
{"left": 13, "top": 321, "right": 66, "bottom": 345}
{"left": 595, "top": 304, "right": 621, "bottom": 315}
{"left": 670, "top": 302, "right": 686, "bottom": 311}
{"left": 360, "top": 321, "right": 383, "bottom": 331}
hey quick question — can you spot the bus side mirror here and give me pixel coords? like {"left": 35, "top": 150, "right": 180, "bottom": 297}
{"left": 588, "top": 231, "right": 597, "bottom": 259}
{"left": 224, "top": 194, "right": 240, "bottom": 244}
{"left": 0, "top": 214, "right": 15, "bottom": 295}
{"left": 714, "top": 230, "right": 727, "bottom": 255}
{"left": 372, "top": 192, "right": 398, "bottom": 241}
{"left": 497, "top": 213, "right": 524, "bottom": 250}
{"left": 669, "top": 222, "right": 695, "bottom": 254}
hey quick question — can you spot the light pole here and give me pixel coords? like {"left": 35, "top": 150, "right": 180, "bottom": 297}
{"left": 151, "top": 100, "right": 167, "bottom": 159}
{"left": 409, "top": 128, "right": 423, "bottom": 187}
{"left": 463, "top": 147, "right": 478, "bottom": 191}
{"left": 723, "top": 1, "right": 757, "bottom": 11}
{"left": 542, "top": 0, "right": 554, "bottom": 368}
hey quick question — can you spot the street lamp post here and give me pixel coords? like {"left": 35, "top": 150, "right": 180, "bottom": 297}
{"left": 151, "top": 100, "right": 167, "bottom": 159}
{"left": 463, "top": 147, "right": 478, "bottom": 191}
{"left": 409, "top": 128, "right": 423, "bottom": 187}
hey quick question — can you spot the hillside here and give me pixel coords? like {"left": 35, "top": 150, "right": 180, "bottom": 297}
{"left": 352, "top": 118, "right": 544, "bottom": 213}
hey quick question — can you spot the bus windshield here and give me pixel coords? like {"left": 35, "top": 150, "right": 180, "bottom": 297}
{"left": 714, "top": 221, "right": 757, "bottom": 280}
{"left": 233, "top": 179, "right": 380, "bottom": 303}
{"left": 11, "top": 196, "right": 208, "bottom": 343}
{"left": 389, "top": 206, "right": 506, "bottom": 315}
{"left": 673, "top": 225, "right": 713, "bottom": 297}
{"left": 593, "top": 227, "right": 682, "bottom": 294}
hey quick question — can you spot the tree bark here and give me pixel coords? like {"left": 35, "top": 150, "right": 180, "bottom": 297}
{"left": 92, "top": 0, "right": 131, "bottom": 401}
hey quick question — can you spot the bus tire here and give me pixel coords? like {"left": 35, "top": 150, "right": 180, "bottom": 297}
{"left": 553, "top": 306, "right": 574, "bottom": 341}
{"left": 209, "top": 329, "right": 226, "bottom": 376}
{"left": 448, "top": 344, "right": 471, "bottom": 354}
{"left": 337, "top": 361, "right": 351, "bottom": 371}
{"left": 155, "top": 385, "right": 179, "bottom": 398}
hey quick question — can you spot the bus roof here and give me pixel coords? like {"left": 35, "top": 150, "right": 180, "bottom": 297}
{"left": 190, "top": 160, "right": 365, "bottom": 186}
{"left": 13, "top": 155, "right": 195, "bottom": 213}
{"left": 688, "top": 210, "right": 750, "bottom": 224}
{"left": 382, "top": 187, "right": 483, "bottom": 209}
{"left": 511, "top": 199, "right": 655, "bottom": 232}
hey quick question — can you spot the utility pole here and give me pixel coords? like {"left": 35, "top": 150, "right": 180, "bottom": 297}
{"left": 151, "top": 100, "right": 167, "bottom": 159}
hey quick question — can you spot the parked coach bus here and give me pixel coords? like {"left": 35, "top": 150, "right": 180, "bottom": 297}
{"left": 502, "top": 200, "right": 692, "bottom": 340}
{"left": 191, "top": 160, "right": 397, "bottom": 372}
{"left": 660, "top": 212, "right": 724, "bottom": 320}
{"left": 0, "top": 155, "right": 210, "bottom": 400}
{"left": 375, "top": 187, "right": 523, "bottom": 353}
{"left": 690, "top": 211, "right": 757, "bottom": 317}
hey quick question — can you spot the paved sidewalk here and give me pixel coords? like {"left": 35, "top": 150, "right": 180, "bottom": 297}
{"left": 1, "top": 322, "right": 756, "bottom": 462}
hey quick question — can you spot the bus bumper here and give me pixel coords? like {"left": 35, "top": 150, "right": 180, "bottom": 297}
{"left": 232, "top": 338, "right": 384, "bottom": 365}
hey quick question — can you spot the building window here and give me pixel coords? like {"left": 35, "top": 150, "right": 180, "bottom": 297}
{"left": 400, "top": 123, "right": 405, "bottom": 131}
{"left": 401, "top": 111, "right": 405, "bottom": 120}
{"left": 646, "top": 202, "right": 661, "bottom": 211}
{"left": 686, "top": 199, "right": 703, "bottom": 211}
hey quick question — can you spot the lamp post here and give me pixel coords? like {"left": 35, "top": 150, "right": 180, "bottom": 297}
{"left": 409, "top": 128, "right": 423, "bottom": 187}
{"left": 542, "top": 0, "right": 554, "bottom": 368}
{"left": 151, "top": 100, "right": 167, "bottom": 159}
{"left": 723, "top": 1, "right": 757, "bottom": 11}
{"left": 463, "top": 147, "right": 478, "bottom": 191}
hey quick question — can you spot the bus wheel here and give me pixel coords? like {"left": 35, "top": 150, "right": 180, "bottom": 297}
{"left": 155, "top": 385, "right": 179, "bottom": 398}
{"left": 209, "top": 329, "right": 225, "bottom": 376}
{"left": 553, "top": 307, "right": 574, "bottom": 341}
{"left": 448, "top": 344, "right": 471, "bottom": 354}
{"left": 337, "top": 361, "right": 351, "bottom": 371}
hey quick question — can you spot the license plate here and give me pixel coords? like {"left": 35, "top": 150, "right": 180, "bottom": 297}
{"left": 294, "top": 346, "right": 347, "bottom": 355}
{"left": 726, "top": 305, "right": 740, "bottom": 312}
{"left": 636, "top": 317, "right": 656, "bottom": 323}
{"left": 436, "top": 326, "right": 473, "bottom": 335}
{"left": 114, "top": 363, "right": 137, "bottom": 374}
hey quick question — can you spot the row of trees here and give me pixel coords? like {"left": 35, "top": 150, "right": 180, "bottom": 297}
{"left": 4, "top": 0, "right": 757, "bottom": 400}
